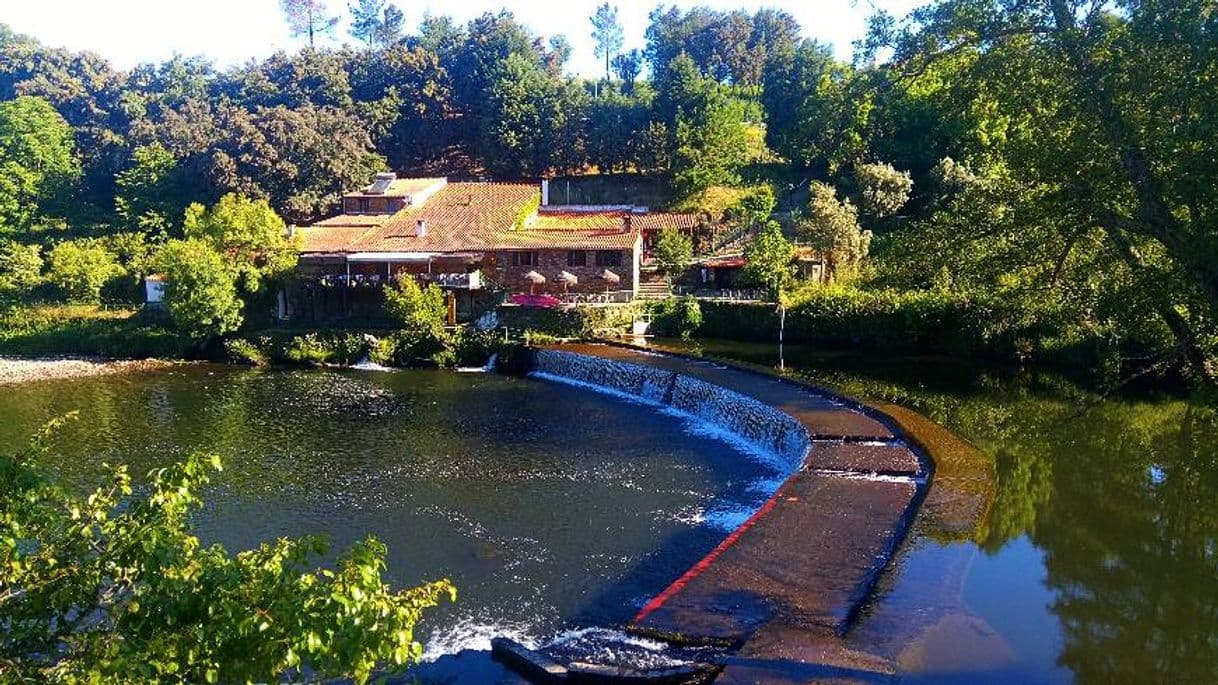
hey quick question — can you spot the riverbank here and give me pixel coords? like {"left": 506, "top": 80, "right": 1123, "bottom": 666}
{"left": 0, "top": 356, "right": 177, "bottom": 385}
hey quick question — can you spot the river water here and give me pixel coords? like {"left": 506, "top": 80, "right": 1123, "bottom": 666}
{"left": 0, "top": 364, "right": 780, "bottom": 670}
{"left": 5, "top": 348, "right": 1215, "bottom": 683}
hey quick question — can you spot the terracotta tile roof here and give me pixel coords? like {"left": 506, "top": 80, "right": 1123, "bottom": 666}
{"left": 299, "top": 182, "right": 660, "bottom": 254}
{"left": 633, "top": 212, "right": 701, "bottom": 232}
{"left": 347, "top": 177, "right": 446, "bottom": 198}
{"left": 296, "top": 225, "right": 377, "bottom": 253}
{"left": 350, "top": 182, "right": 539, "bottom": 252}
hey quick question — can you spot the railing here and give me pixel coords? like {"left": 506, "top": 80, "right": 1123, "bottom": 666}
{"left": 556, "top": 290, "right": 635, "bottom": 305}
{"left": 673, "top": 286, "right": 767, "bottom": 302}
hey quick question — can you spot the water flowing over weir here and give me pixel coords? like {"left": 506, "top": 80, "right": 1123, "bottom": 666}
{"left": 531, "top": 349, "right": 812, "bottom": 471}
{"left": 507, "top": 344, "right": 933, "bottom": 683}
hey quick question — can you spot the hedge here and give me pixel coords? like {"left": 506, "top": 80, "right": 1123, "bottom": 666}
{"left": 495, "top": 303, "right": 641, "bottom": 338}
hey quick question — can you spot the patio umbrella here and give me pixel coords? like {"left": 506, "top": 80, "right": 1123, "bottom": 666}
{"left": 524, "top": 270, "right": 546, "bottom": 294}
{"left": 600, "top": 268, "right": 620, "bottom": 293}
{"left": 557, "top": 270, "right": 578, "bottom": 293}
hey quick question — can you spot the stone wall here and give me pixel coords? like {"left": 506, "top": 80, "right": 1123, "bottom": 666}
{"left": 492, "top": 247, "right": 638, "bottom": 296}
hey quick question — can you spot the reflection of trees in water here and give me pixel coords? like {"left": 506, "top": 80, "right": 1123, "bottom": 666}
{"left": 842, "top": 372, "right": 1218, "bottom": 682}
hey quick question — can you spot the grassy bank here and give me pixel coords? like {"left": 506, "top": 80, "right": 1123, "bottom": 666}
{"left": 0, "top": 305, "right": 187, "bottom": 358}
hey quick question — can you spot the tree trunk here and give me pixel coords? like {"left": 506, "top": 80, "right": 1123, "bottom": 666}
{"left": 1102, "top": 222, "right": 1213, "bottom": 383}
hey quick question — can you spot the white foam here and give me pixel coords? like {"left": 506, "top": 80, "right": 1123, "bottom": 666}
{"left": 420, "top": 615, "right": 540, "bottom": 662}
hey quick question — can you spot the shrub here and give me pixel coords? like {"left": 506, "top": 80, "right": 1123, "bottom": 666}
{"left": 384, "top": 277, "right": 446, "bottom": 336}
{"left": 155, "top": 239, "right": 243, "bottom": 341}
{"left": 0, "top": 240, "right": 43, "bottom": 293}
{"left": 496, "top": 303, "right": 640, "bottom": 338}
{"left": 283, "top": 333, "right": 334, "bottom": 365}
{"left": 0, "top": 305, "right": 185, "bottom": 358}
{"left": 47, "top": 240, "right": 124, "bottom": 303}
{"left": 225, "top": 337, "right": 270, "bottom": 366}
{"left": 650, "top": 296, "right": 703, "bottom": 339}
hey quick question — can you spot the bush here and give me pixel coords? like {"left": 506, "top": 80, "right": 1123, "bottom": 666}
{"left": 0, "top": 305, "right": 185, "bottom": 358}
{"left": 1, "top": 432, "right": 454, "bottom": 683}
{"left": 496, "top": 303, "right": 641, "bottom": 338}
{"left": 685, "top": 285, "right": 1087, "bottom": 363}
{"left": 47, "top": 240, "right": 124, "bottom": 303}
{"left": 224, "top": 337, "right": 270, "bottom": 366}
{"left": 155, "top": 239, "right": 243, "bottom": 341}
{"left": 384, "top": 278, "right": 446, "bottom": 336}
{"left": 283, "top": 333, "right": 334, "bottom": 365}
{"left": 0, "top": 240, "right": 43, "bottom": 293}
{"left": 650, "top": 296, "right": 703, "bottom": 339}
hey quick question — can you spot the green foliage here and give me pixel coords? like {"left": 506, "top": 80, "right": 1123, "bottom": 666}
{"left": 224, "top": 336, "right": 271, "bottom": 366}
{"left": 183, "top": 193, "right": 298, "bottom": 293}
{"left": 590, "top": 3, "right": 625, "bottom": 81}
{"left": 0, "top": 305, "right": 185, "bottom": 358}
{"left": 0, "top": 240, "right": 43, "bottom": 293}
{"left": 0, "top": 429, "right": 454, "bottom": 683}
{"left": 728, "top": 184, "right": 776, "bottom": 228}
{"left": 496, "top": 302, "right": 641, "bottom": 339}
{"left": 114, "top": 143, "right": 188, "bottom": 238}
{"left": 673, "top": 88, "right": 750, "bottom": 197}
{"left": 384, "top": 277, "right": 446, "bottom": 336}
{"left": 0, "top": 96, "right": 79, "bottom": 233}
{"left": 853, "top": 161, "right": 912, "bottom": 220}
{"left": 742, "top": 220, "right": 794, "bottom": 297}
{"left": 798, "top": 182, "right": 871, "bottom": 280}
{"left": 650, "top": 296, "right": 703, "bottom": 339}
{"left": 46, "top": 240, "right": 125, "bottom": 303}
{"left": 655, "top": 227, "right": 693, "bottom": 282}
{"left": 155, "top": 239, "right": 244, "bottom": 340}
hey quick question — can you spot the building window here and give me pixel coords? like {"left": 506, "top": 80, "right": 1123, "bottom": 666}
{"left": 567, "top": 250, "right": 587, "bottom": 267}
{"left": 509, "top": 251, "right": 538, "bottom": 267}
{"left": 356, "top": 198, "right": 370, "bottom": 213}
{"left": 595, "top": 250, "right": 623, "bottom": 267}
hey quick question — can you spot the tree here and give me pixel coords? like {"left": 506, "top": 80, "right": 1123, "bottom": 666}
{"left": 155, "top": 239, "right": 244, "bottom": 340}
{"left": 114, "top": 143, "right": 190, "bottom": 239}
{"left": 865, "top": 0, "right": 1218, "bottom": 380}
{"left": 732, "top": 184, "right": 776, "bottom": 229}
{"left": 384, "top": 276, "right": 446, "bottom": 337}
{"left": 612, "top": 50, "right": 643, "bottom": 92}
{"left": 655, "top": 227, "right": 693, "bottom": 289}
{"left": 208, "top": 104, "right": 385, "bottom": 223}
{"left": 349, "top": 0, "right": 388, "bottom": 47}
{"left": 280, "top": 0, "right": 340, "bottom": 48}
{"left": 0, "top": 426, "right": 455, "bottom": 683}
{"left": 854, "top": 161, "right": 913, "bottom": 220}
{"left": 377, "top": 4, "right": 405, "bottom": 47}
{"left": 672, "top": 88, "right": 750, "bottom": 197}
{"left": 798, "top": 182, "right": 871, "bottom": 280}
{"left": 0, "top": 240, "right": 43, "bottom": 293}
{"left": 0, "top": 96, "right": 79, "bottom": 233}
{"left": 743, "top": 220, "right": 794, "bottom": 298}
{"left": 590, "top": 3, "right": 624, "bottom": 85}
{"left": 46, "top": 240, "right": 124, "bottom": 303}
{"left": 182, "top": 193, "right": 297, "bottom": 293}
{"left": 349, "top": 0, "right": 403, "bottom": 48}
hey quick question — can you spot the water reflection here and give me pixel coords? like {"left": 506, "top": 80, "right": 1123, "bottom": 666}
{"left": 652, "top": 338, "right": 1218, "bottom": 683}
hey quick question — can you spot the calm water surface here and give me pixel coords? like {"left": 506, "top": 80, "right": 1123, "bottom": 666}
{"left": 654, "top": 338, "right": 1218, "bottom": 684}
{"left": 0, "top": 364, "right": 780, "bottom": 664}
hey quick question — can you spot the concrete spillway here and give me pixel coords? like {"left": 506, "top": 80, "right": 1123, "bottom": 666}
{"left": 529, "top": 344, "right": 932, "bottom": 681}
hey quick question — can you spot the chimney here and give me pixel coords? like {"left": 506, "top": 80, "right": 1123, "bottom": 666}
{"left": 416, "top": 219, "right": 428, "bottom": 237}
{"left": 541, "top": 179, "right": 550, "bottom": 206}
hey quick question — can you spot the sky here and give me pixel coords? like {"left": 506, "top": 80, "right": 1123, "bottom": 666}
{"left": 0, "top": 0, "right": 922, "bottom": 77}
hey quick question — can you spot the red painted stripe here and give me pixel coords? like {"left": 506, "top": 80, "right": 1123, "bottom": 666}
{"left": 632, "top": 476, "right": 794, "bottom": 624}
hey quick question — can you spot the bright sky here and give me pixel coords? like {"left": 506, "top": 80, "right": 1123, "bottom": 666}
{"left": 0, "top": 0, "right": 922, "bottom": 76}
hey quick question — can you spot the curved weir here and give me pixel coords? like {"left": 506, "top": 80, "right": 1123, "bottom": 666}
{"left": 526, "top": 344, "right": 932, "bottom": 680}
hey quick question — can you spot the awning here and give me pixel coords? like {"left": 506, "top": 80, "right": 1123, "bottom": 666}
{"left": 346, "top": 252, "right": 440, "bottom": 262}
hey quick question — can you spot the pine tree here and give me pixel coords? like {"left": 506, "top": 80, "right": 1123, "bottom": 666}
{"left": 280, "top": 0, "right": 339, "bottom": 48}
